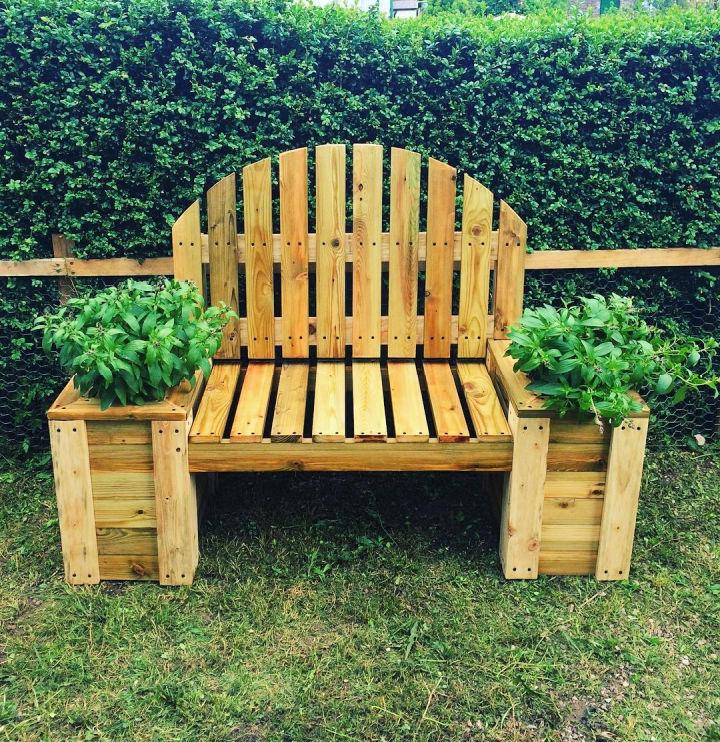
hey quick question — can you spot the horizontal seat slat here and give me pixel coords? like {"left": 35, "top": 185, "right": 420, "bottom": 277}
{"left": 352, "top": 362, "right": 387, "bottom": 441}
{"left": 229, "top": 363, "right": 275, "bottom": 443}
{"left": 423, "top": 362, "right": 470, "bottom": 443}
{"left": 271, "top": 363, "right": 309, "bottom": 442}
{"left": 456, "top": 362, "right": 511, "bottom": 439}
{"left": 387, "top": 362, "right": 429, "bottom": 443}
{"left": 313, "top": 362, "right": 345, "bottom": 442}
{"left": 189, "top": 363, "right": 241, "bottom": 443}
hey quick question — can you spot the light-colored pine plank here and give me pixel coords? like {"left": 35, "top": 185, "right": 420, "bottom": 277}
{"left": 596, "top": 418, "right": 649, "bottom": 580}
{"left": 189, "top": 363, "right": 241, "bottom": 443}
{"left": 493, "top": 200, "right": 527, "bottom": 340}
{"left": 486, "top": 339, "right": 547, "bottom": 415}
{"left": 538, "top": 551, "right": 597, "bottom": 576}
{"left": 352, "top": 144, "right": 383, "bottom": 358}
{"left": 172, "top": 200, "right": 204, "bottom": 290}
{"left": 98, "top": 554, "right": 159, "bottom": 581}
{"left": 542, "top": 497, "right": 604, "bottom": 526}
{"left": 88, "top": 444, "right": 154, "bottom": 472}
{"left": 544, "top": 471, "right": 606, "bottom": 499}
{"left": 312, "top": 362, "right": 345, "bottom": 442}
{"left": 388, "top": 147, "right": 421, "bottom": 357}
{"left": 458, "top": 176, "right": 493, "bottom": 358}
{"left": 423, "top": 363, "right": 470, "bottom": 443}
{"left": 279, "top": 147, "right": 309, "bottom": 358}
{"left": 423, "top": 158, "right": 456, "bottom": 358}
{"left": 499, "top": 410, "right": 550, "bottom": 579}
{"left": 49, "top": 420, "right": 100, "bottom": 584}
{"left": 93, "top": 495, "right": 157, "bottom": 529}
{"left": 96, "top": 528, "right": 158, "bottom": 556}
{"left": 86, "top": 421, "right": 150, "bottom": 445}
{"left": 189, "top": 441, "right": 513, "bottom": 472}
{"left": 547, "top": 442, "right": 610, "bottom": 472}
{"left": 456, "top": 362, "right": 511, "bottom": 439}
{"left": 387, "top": 362, "right": 429, "bottom": 442}
{"left": 151, "top": 421, "right": 198, "bottom": 585}
{"left": 316, "top": 144, "right": 346, "bottom": 358}
{"left": 352, "top": 362, "right": 387, "bottom": 441}
{"left": 271, "top": 363, "right": 309, "bottom": 442}
{"left": 541, "top": 524, "right": 600, "bottom": 552}
{"left": 91, "top": 471, "right": 155, "bottom": 500}
{"left": 229, "top": 363, "right": 275, "bottom": 442}
{"left": 243, "top": 157, "right": 275, "bottom": 359}
{"left": 207, "top": 173, "right": 241, "bottom": 357}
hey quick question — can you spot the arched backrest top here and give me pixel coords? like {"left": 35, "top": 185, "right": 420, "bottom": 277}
{"left": 171, "top": 144, "right": 527, "bottom": 361}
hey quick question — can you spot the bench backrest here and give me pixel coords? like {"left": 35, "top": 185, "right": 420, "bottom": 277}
{"left": 171, "top": 144, "right": 527, "bottom": 360}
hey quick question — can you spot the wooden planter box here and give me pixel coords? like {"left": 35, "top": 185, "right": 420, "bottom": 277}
{"left": 488, "top": 340, "right": 650, "bottom": 580}
{"left": 47, "top": 374, "right": 205, "bottom": 585}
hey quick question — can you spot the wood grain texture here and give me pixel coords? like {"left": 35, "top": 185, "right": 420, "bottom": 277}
{"left": 388, "top": 147, "right": 421, "bottom": 357}
{"left": 387, "top": 362, "right": 430, "bottom": 442}
{"left": 596, "top": 418, "right": 649, "bottom": 580}
{"left": 493, "top": 200, "right": 527, "bottom": 340}
{"left": 544, "top": 471, "right": 606, "bottom": 499}
{"left": 423, "top": 158, "right": 456, "bottom": 358}
{"left": 456, "top": 362, "right": 511, "bottom": 439}
{"left": 49, "top": 420, "right": 100, "bottom": 584}
{"left": 172, "top": 200, "right": 203, "bottom": 289}
{"left": 352, "top": 362, "right": 387, "bottom": 441}
{"left": 279, "top": 147, "right": 309, "bottom": 358}
{"left": 423, "top": 363, "right": 470, "bottom": 443}
{"left": 189, "top": 363, "right": 241, "bottom": 443}
{"left": 229, "top": 363, "right": 275, "bottom": 442}
{"left": 538, "top": 551, "right": 597, "bottom": 576}
{"left": 86, "top": 421, "right": 151, "bottom": 445}
{"left": 499, "top": 410, "right": 550, "bottom": 579}
{"left": 487, "top": 339, "right": 547, "bottom": 415}
{"left": 312, "top": 362, "right": 345, "bottom": 442}
{"left": 152, "top": 421, "right": 198, "bottom": 585}
{"left": 98, "top": 555, "right": 159, "bottom": 581}
{"left": 458, "top": 175, "right": 493, "bottom": 358}
{"left": 315, "top": 144, "right": 346, "bottom": 358}
{"left": 243, "top": 157, "right": 275, "bottom": 358}
{"left": 542, "top": 497, "right": 604, "bottom": 526}
{"left": 96, "top": 528, "right": 157, "bottom": 556}
{"left": 189, "top": 440, "right": 513, "bottom": 472}
{"left": 207, "top": 173, "right": 241, "bottom": 357}
{"left": 352, "top": 144, "right": 383, "bottom": 358}
{"left": 271, "top": 363, "right": 309, "bottom": 442}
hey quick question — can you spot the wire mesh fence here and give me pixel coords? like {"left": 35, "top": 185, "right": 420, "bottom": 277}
{"left": 0, "top": 265, "right": 717, "bottom": 454}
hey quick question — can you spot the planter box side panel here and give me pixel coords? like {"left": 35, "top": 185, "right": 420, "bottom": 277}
{"left": 87, "top": 421, "right": 159, "bottom": 580}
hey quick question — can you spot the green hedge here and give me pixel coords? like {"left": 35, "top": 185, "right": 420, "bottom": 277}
{"left": 1, "top": 1, "right": 719, "bottom": 258}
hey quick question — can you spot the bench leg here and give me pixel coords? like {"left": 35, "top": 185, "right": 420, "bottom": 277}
{"left": 152, "top": 421, "right": 199, "bottom": 585}
{"left": 499, "top": 410, "right": 550, "bottom": 579}
{"left": 595, "top": 418, "right": 649, "bottom": 580}
{"left": 49, "top": 420, "right": 100, "bottom": 585}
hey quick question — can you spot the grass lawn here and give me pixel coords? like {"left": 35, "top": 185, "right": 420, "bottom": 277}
{"left": 0, "top": 450, "right": 718, "bottom": 741}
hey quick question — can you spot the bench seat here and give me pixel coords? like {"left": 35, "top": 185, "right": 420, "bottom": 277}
{"left": 186, "top": 359, "right": 512, "bottom": 471}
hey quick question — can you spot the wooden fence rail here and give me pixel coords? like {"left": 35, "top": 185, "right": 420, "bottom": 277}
{"left": 1, "top": 237, "right": 719, "bottom": 279}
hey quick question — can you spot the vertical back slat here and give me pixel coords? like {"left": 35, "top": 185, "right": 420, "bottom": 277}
{"left": 316, "top": 144, "right": 346, "bottom": 358}
{"left": 242, "top": 158, "right": 275, "bottom": 359}
{"left": 352, "top": 143, "right": 383, "bottom": 358}
{"left": 458, "top": 175, "right": 493, "bottom": 358}
{"left": 423, "top": 158, "right": 457, "bottom": 358}
{"left": 493, "top": 200, "right": 527, "bottom": 339}
{"left": 279, "top": 147, "right": 310, "bottom": 358}
{"left": 171, "top": 200, "right": 203, "bottom": 290}
{"left": 207, "top": 173, "right": 240, "bottom": 358}
{"left": 388, "top": 147, "right": 421, "bottom": 358}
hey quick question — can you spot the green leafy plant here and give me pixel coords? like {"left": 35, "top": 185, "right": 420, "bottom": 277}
{"left": 507, "top": 294, "right": 718, "bottom": 426}
{"left": 35, "top": 279, "right": 235, "bottom": 409}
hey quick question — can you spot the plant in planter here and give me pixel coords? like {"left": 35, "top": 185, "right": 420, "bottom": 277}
{"left": 36, "top": 278, "right": 235, "bottom": 409}
{"left": 506, "top": 294, "right": 718, "bottom": 427}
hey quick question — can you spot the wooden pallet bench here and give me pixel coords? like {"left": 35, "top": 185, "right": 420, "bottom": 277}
{"left": 48, "top": 144, "right": 649, "bottom": 585}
